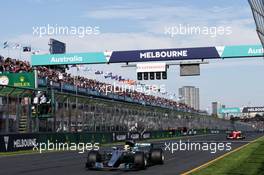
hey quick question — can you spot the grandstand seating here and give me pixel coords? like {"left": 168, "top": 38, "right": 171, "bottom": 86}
{"left": 0, "top": 57, "right": 202, "bottom": 113}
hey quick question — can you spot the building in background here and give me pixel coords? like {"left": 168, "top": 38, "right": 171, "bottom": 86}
{"left": 212, "top": 102, "right": 222, "bottom": 117}
{"left": 179, "top": 86, "right": 199, "bottom": 110}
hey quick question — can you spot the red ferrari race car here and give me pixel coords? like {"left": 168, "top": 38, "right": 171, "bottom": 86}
{"left": 226, "top": 130, "right": 245, "bottom": 140}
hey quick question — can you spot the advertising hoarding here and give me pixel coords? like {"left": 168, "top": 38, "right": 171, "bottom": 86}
{"left": 31, "top": 44, "right": 263, "bottom": 66}
{"left": 0, "top": 72, "right": 35, "bottom": 88}
{"left": 136, "top": 62, "right": 166, "bottom": 72}
{"left": 31, "top": 52, "right": 108, "bottom": 66}
{"left": 218, "top": 108, "right": 241, "bottom": 114}
{"left": 242, "top": 107, "right": 264, "bottom": 113}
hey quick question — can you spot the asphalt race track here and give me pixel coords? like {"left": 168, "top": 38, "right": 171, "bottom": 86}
{"left": 0, "top": 133, "right": 263, "bottom": 175}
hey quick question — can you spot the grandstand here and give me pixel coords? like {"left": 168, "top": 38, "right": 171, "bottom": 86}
{"left": 0, "top": 56, "right": 197, "bottom": 111}
{"left": 0, "top": 56, "right": 257, "bottom": 133}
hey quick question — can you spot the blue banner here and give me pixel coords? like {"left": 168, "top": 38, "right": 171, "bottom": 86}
{"left": 108, "top": 47, "right": 220, "bottom": 63}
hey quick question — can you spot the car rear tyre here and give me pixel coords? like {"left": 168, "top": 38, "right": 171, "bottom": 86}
{"left": 86, "top": 151, "right": 101, "bottom": 169}
{"left": 134, "top": 152, "right": 147, "bottom": 169}
{"left": 150, "top": 148, "right": 164, "bottom": 164}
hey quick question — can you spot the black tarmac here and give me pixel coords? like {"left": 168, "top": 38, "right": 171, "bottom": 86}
{"left": 0, "top": 133, "right": 263, "bottom": 175}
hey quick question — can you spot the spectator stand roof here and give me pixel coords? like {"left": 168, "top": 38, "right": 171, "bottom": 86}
{"left": 249, "top": 0, "right": 264, "bottom": 47}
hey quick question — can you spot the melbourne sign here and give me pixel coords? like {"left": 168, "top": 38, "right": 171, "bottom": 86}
{"left": 108, "top": 47, "right": 219, "bottom": 63}
{"left": 108, "top": 45, "right": 263, "bottom": 63}
{"left": 0, "top": 134, "right": 38, "bottom": 152}
{"left": 242, "top": 107, "right": 264, "bottom": 113}
{"left": 0, "top": 72, "right": 35, "bottom": 88}
{"left": 139, "top": 50, "right": 187, "bottom": 59}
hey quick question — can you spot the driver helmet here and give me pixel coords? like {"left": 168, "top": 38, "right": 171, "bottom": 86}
{"left": 124, "top": 140, "right": 135, "bottom": 151}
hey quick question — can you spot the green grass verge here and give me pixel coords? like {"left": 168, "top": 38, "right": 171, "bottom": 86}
{"left": 0, "top": 150, "right": 38, "bottom": 156}
{"left": 191, "top": 136, "right": 264, "bottom": 175}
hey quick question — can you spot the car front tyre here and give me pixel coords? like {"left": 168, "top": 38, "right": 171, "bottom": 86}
{"left": 86, "top": 151, "right": 101, "bottom": 169}
{"left": 150, "top": 148, "right": 164, "bottom": 165}
{"left": 134, "top": 152, "right": 147, "bottom": 170}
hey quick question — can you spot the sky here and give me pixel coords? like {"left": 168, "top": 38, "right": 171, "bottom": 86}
{"left": 0, "top": 0, "right": 264, "bottom": 112}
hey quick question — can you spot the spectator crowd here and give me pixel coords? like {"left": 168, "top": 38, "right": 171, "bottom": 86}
{"left": 0, "top": 56, "right": 200, "bottom": 113}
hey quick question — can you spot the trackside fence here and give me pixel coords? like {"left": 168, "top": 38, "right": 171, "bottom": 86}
{"left": 0, "top": 129, "right": 226, "bottom": 152}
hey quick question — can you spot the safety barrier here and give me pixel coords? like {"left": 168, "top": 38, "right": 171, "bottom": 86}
{"left": 0, "top": 129, "right": 221, "bottom": 152}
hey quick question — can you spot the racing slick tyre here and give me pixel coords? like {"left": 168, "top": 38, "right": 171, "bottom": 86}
{"left": 86, "top": 151, "right": 101, "bottom": 169}
{"left": 150, "top": 148, "right": 164, "bottom": 164}
{"left": 134, "top": 152, "right": 147, "bottom": 170}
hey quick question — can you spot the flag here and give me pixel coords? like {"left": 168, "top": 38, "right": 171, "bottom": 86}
{"left": 104, "top": 72, "right": 112, "bottom": 79}
{"left": 23, "top": 46, "right": 31, "bottom": 52}
{"left": 111, "top": 75, "right": 118, "bottom": 80}
{"left": 126, "top": 80, "right": 136, "bottom": 85}
{"left": 95, "top": 70, "right": 101, "bottom": 75}
{"left": 32, "top": 50, "right": 40, "bottom": 55}
{"left": 76, "top": 64, "right": 83, "bottom": 71}
{"left": 83, "top": 67, "right": 91, "bottom": 72}
{"left": 118, "top": 76, "right": 125, "bottom": 81}
{"left": 3, "top": 41, "right": 8, "bottom": 49}
{"left": 105, "top": 72, "right": 112, "bottom": 75}
{"left": 13, "top": 43, "right": 20, "bottom": 49}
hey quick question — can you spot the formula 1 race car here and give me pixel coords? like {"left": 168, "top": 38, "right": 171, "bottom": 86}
{"left": 85, "top": 140, "right": 164, "bottom": 170}
{"left": 226, "top": 130, "right": 245, "bottom": 140}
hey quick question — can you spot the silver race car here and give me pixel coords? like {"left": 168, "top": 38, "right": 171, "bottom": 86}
{"left": 85, "top": 140, "right": 164, "bottom": 170}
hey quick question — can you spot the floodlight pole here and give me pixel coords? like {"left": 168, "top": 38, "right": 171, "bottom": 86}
{"left": 5, "top": 95, "right": 9, "bottom": 133}
{"left": 74, "top": 67, "right": 79, "bottom": 132}
{"left": 34, "top": 67, "right": 39, "bottom": 132}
